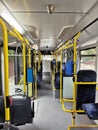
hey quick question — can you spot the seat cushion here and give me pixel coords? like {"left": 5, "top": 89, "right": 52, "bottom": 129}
{"left": 82, "top": 103, "right": 98, "bottom": 119}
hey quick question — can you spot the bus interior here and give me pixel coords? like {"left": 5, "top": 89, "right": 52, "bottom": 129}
{"left": 0, "top": 0, "right": 98, "bottom": 130}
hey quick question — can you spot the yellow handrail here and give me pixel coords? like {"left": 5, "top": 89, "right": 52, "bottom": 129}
{"left": 62, "top": 98, "right": 74, "bottom": 102}
{"left": 60, "top": 51, "right": 62, "bottom": 102}
{"left": 25, "top": 39, "right": 33, "bottom": 97}
{"left": 72, "top": 32, "right": 81, "bottom": 126}
{"left": 0, "top": 18, "right": 32, "bottom": 122}
{"left": 34, "top": 50, "right": 37, "bottom": 98}
{"left": 13, "top": 28, "right": 24, "bottom": 42}
{"left": 75, "top": 82, "right": 98, "bottom": 84}
{"left": 18, "top": 77, "right": 24, "bottom": 85}
{"left": 55, "top": 52, "right": 58, "bottom": 72}
{"left": 62, "top": 99, "right": 84, "bottom": 113}
{"left": 23, "top": 43, "right": 26, "bottom": 94}
{"left": 28, "top": 47, "right": 31, "bottom": 67}
{"left": 25, "top": 39, "right": 31, "bottom": 68}
{"left": 68, "top": 125, "right": 98, "bottom": 130}
{"left": 8, "top": 30, "right": 18, "bottom": 39}
{"left": 38, "top": 51, "right": 41, "bottom": 71}
{"left": 0, "top": 18, "right": 10, "bottom": 121}
{"left": 56, "top": 40, "right": 71, "bottom": 53}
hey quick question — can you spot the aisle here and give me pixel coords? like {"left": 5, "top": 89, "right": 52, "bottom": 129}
{"left": 18, "top": 81, "right": 95, "bottom": 130}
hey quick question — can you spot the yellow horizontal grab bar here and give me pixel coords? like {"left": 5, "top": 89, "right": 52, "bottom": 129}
{"left": 13, "top": 28, "right": 24, "bottom": 42}
{"left": 74, "top": 82, "right": 98, "bottom": 85}
{"left": 8, "top": 30, "right": 18, "bottom": 39}
{"left": 57, "top": 43, "right": 74, "bottom": 53}
{"left": 62, "top": 98, "right": 74, "bottom": 102}
{"left": 9, "top": 29, "right": 30, "bottom": 47}
{"left": 63, "top": 44, "right": 73, "bottom": 51}
{"left": 25, "top": 38, "right": 30, "bottom": 45}
{"left": 68, "top": 125, "right": 98, "bottom": 129}
{"left": 56, "top": 40, "right": 71, "bottom": 52}
{"left": 62, "top": 100, "right": 84, "bottom": 113}
{"left": 74, "top": 32, "right": 81, "bottom": 40}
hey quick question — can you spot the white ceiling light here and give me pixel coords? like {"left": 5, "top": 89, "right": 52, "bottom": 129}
{"left": 1, "top": 12, "right": 25, "bottom": 34}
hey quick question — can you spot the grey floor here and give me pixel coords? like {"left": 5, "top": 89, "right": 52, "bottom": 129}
{"left": 18, "top": 81, "right": 96, "bottom": 130}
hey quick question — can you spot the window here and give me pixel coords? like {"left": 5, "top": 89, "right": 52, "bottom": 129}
{"left": 80, "top": 48, "right": 96, "bottom": 71}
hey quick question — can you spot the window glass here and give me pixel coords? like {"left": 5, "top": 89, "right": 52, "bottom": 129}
{"left": 80, "top": 48, "right": 96, "bottom": 71}
{"left": 81, "top": 48, "right": 96, "bottom": 55}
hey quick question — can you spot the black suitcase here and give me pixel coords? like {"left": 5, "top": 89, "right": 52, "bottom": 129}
{"left": 0, "top": 96, "right": 34, "bottom": 125}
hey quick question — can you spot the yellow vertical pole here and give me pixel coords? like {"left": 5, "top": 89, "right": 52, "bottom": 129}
{"left": 72, "top": 32, "right": 81, "bottom": 126}
{"left": 23, "top": 43, "right": 26, "bottom": 95}
{"left": 56, "top": 52, "right": 58, "bottom": 72}
{"left": 34, "top": 51, "right": 37, "bottom": 98}
{"left": 60, "top": 51, "right": 63, "bottom": 102}
{"left": 0, "top": 18, "right": 10, "bottom": 121}
{"left": 40, "top": 52, "right": 42, "bottom": 70}
{"left": 40, "top": 52, "right": 42, "bottom": 63}
{"left": 52, "top": 54, "right": 54, "bottom": 90}
{"left": 38, "top": 51, "right": 41, "bottom": 71}
{"left": 28, "top": 45, "right": 33, "bottom": 97}
{"left": 53, "top": 54, "right": 56, "bottom": 90}
{"left": 25, "top": 39, "right": 33, "bottom": 97}
{"left": 28, "top": 46, "right": 31, "bottom": 68}
{"left": 52, "top": 70, "right": 54, "bottom": 90}
{"left": 54, "top": 65, "right": 55, "bottom": 90}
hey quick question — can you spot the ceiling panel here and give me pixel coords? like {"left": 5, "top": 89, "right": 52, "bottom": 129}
{"left": 1, "top": 0, "right": 98, "bottom": 50}
{"left": 0, "top": 1, "right": 8, "bottom": 13}
{"left": 3, "top": 0, "right": 97, "bottom": 12}
{"left": 12, "top": 13, "right": 82, "bottom": 39}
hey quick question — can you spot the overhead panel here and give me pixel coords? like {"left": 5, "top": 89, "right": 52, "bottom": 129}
{"left": 24, "top": 25, "right": 39, "bottom": 40}
{"left": 78, "top": 21, "right": 98, "bottom": 49}
{"left": 2, "top": 0, "right": 98, "bottom": 50}
{"left": 55, "top": 1, "right": 98, "bottom": 49}
{"left": 3, "top": 0, "right": 97, "bottom": 12}
{"left": 58, "top": 26, "right": 74, "bottom": 40}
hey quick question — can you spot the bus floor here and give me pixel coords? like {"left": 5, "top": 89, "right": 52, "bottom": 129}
{"left": 18, "top": 80, "right": 96, "bottom": 130}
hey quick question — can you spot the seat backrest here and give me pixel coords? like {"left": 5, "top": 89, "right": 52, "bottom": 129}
{"left": 55, "top": 72, "right": 60, "bottom": 89}
{"left": 76, "top": 70, "right": 96, "bottom": 111}
{"left": 65, "top": 60, "right": 73, "bottom": 76}
{"left": 0, "top": 96, "right": 5, "bottom": 123}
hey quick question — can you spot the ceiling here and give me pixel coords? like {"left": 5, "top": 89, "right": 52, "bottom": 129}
{"left": 0, "top": 0, "right": 98, "bottom": 50}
